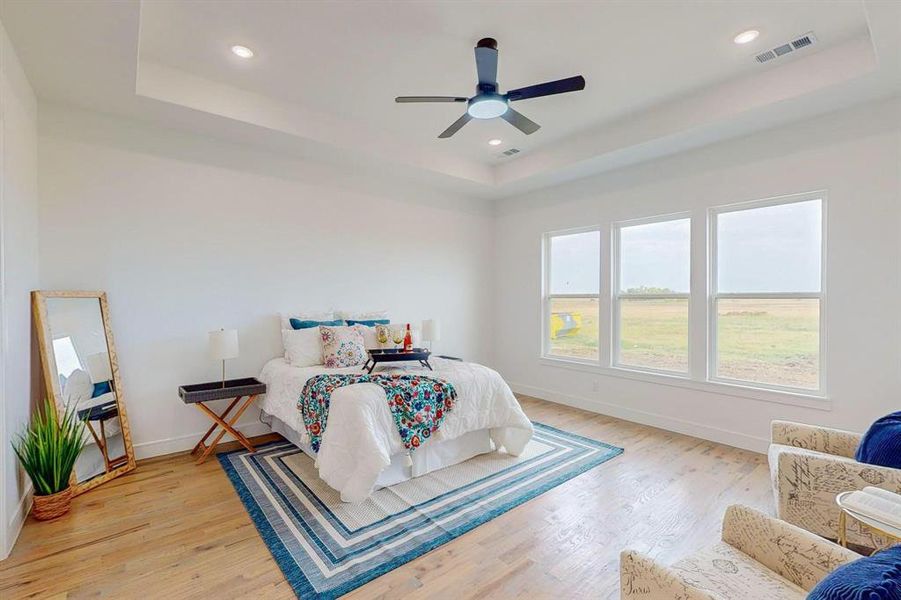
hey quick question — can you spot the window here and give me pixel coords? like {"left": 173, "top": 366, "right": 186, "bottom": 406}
{"left": 710, "top": 195, "right": 823, "bottom": 392}
{"left": 543, "top": 229, "right": 600, "bottom": 361}
{"left": 52, "top": 336, "right": 82, "bottom": 378}
{"left": 539, "top": 190, "right": 827, "bottom": 403}
{"left": 614, "top": 217, "right": 691, "bottom": 373}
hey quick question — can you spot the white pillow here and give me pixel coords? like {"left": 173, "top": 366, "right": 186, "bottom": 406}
{"left": 282, "top": 328, "right": 323, "bottom": 367}
{"left": 62, "top": 368, "right": 94, "bottom": 409}
{"left": 320, "top": 325, "right": 367, "bottom": 368}
{"left": 353, "top": 324, "right": 380, "bottom": 350}
{"left": 279, "top": 310, "right": 334, "bottom": 331}
{"left": 374, "top": 323, "right": 422, "bottom": 349}
{"left": 335, "top": 309, "right": 389, "bottom": 321}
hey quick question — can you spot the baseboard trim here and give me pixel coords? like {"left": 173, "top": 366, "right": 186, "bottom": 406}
{"left": 510, "top": 382, "right": 768, "bottom": 454}
{"left": 134, "top": 420, "right": 273, "bottom": 460}
{"left": 2, "top": 481, "right": 33, "bottom": 561}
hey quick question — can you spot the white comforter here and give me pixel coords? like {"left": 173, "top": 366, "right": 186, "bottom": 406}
{"left": 257, "top": 357, "right": 533, "bottom": 502}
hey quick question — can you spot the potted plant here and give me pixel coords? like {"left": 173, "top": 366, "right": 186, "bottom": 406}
{"left": 12, "top": 399, "right": 86, "bottom": 520}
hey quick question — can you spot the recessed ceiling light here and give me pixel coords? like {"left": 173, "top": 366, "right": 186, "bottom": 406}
{"left": 488, "top": 138, "right": 502, "bottom": 146}
{"left": 231, "top": 45, "right": 254, "bottom": 58}
{"left": 733, "top": 30, "right": 760, "bottom": 45}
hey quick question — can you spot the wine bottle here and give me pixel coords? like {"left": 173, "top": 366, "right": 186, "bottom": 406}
{"left": 403, "top": 323, "right": 413, "bottom": 352}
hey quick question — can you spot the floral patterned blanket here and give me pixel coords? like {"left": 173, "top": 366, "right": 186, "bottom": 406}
{"left": 298, "top": 373, "right": 457, "bottom": 454}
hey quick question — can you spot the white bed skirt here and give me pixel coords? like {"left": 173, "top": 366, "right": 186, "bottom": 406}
{"left": 260, "top": 410, "right": 494, "bottom": 489}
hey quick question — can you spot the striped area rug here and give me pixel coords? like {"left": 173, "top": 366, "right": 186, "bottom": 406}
{"left": 218, "top": 422, "right": 623, "bottom": 599}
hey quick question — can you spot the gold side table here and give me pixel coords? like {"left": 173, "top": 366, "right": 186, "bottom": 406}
{"left": 836, "top": 490, "right": 901, "bottom": 551}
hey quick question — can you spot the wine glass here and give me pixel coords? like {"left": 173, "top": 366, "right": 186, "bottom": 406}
{"left": 392, "top": 328, "right": 404, "bottom": 350}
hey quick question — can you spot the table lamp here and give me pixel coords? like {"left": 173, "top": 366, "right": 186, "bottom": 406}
{"left": 85, "top": 352, "right": 112, "bottom": 385}
{"left": 209, "top": 329, "right": 239, "bottom": 387}
{"left": 422, "top": 319, "right": 441, "bottom": 352}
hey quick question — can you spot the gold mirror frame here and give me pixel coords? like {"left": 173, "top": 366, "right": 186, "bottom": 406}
{"left": 32, "top": 290, "right": 136, "bottom": 495}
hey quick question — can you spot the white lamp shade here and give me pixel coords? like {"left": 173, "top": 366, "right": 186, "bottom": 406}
{"left": 84, "top": 352, "right": 112, "bottom": 383}
{"left": 209, "top": 329, "right": 239, "bottom": 360}
{"left": 422, "top": 319, "right": 441, "bottom": 342}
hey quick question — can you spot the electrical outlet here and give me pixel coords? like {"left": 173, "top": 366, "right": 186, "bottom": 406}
{"left": 592, "top": 380, "right": 601, "bottom": 392}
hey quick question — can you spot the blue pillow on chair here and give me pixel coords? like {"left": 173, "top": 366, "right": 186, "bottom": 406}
{"left": 856, "top": 411, "right": 901, "bottom": 469}
{"left": 289, "top": 318, "right": 345, "bottom": 330}
{"left": 346, "top": 319, "right": 390, "bottom": 327}
{"left": 807, "top": 545, "right": 901, "bottom": 600}
{"left": 92, "top": 380, "right": 112, "bottom": 397}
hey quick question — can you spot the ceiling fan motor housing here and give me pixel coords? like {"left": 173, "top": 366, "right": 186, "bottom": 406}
{"left": 476, "top": 37, "right": 498, "bottom": 50}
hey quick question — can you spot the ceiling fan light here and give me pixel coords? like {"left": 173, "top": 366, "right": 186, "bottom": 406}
{"left": 467, "top": 97, "right": 508, "bottom": 119}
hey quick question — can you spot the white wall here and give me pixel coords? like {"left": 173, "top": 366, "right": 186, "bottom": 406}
{"left": 494, "top": 97, "right": 901, "bottom": 452}
{"left": 36, "top": 97, "right": 901, "bottom": 467}
{"left": 37, "top": 105, "right": 495, "bottom": 459}
{"left": 0, "top": 18, "right": 39, "bottom": 559}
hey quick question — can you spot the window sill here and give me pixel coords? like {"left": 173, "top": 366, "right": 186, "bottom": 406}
{"left": 538, "top": 356, "right": 831, "bottom": 411}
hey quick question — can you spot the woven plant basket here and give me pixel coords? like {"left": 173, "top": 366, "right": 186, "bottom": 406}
{"left": 32, "top": 487, "right": 73, "bottom": 521}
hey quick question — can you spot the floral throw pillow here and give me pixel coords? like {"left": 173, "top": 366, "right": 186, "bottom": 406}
{"left": 320, "top": 326, "right": 366, "bottom": 368}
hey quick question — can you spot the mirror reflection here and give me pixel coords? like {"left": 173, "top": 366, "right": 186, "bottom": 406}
{"left": 45, "top": 297, "right": 128, "bottom": 483}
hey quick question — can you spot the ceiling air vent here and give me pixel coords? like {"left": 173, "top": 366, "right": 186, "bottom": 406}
{"left": 501, "top": 148, "right": 521, "bottom": 157}
{"left": 792, "top": 35, "right": 814, "bottom": 49}
{"left": 754, "top": 31, "right": 817, "bottom": 64}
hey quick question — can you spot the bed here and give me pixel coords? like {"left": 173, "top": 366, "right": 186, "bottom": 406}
{"left": 256, "top": 356, "right": 533, "bottom": 502}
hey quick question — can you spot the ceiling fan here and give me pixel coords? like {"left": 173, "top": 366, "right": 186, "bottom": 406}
{"left": 395, "top": 37, "right": 585, "bottom": 139}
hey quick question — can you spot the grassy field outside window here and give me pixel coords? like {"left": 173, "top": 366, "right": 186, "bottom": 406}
{"left": 619, "top": 298, "right": 689, "bottom": 372}
{"left": 715, "top": 298, "right": 819, "bottom": 389}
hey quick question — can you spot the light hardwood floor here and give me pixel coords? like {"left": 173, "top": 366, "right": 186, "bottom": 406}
{"left": 0, "top": 396, "right": 772, "bottom": 599}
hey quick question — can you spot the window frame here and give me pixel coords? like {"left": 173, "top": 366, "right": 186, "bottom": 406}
{"left": 611, "top": 212, "right": 692, "bottom": 376}
{"left": 541, "top": 226, "right": 602, "bottom": 365}
{"left": 707, "top": 191, "right": 827, "bottom": 396}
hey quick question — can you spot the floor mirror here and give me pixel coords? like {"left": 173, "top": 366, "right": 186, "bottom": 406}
{"left": 32, "top": 291, "right": 136, "bottom": 495}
